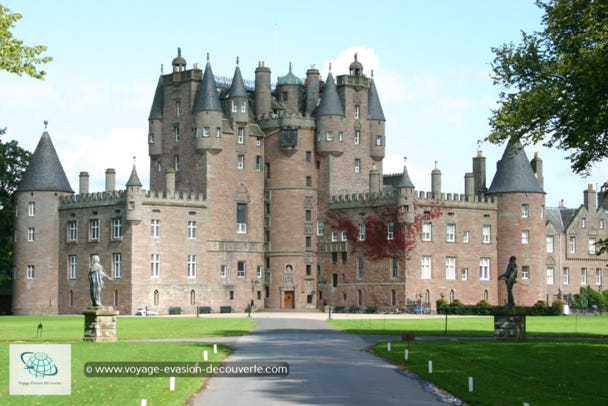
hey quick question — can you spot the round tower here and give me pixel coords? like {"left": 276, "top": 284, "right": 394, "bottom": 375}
{"left": 255, "top": 61, "right": 272, "bottom": 118}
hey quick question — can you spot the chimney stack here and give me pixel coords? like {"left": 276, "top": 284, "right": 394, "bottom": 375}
{"left": 105, "top": 168, "right": 116, "bottom": 192}
{"left": 79, "top": 172, "right": 89, "bottom": 194}
{"left": 166, "top": 168, "right": 176, "bottom": 197}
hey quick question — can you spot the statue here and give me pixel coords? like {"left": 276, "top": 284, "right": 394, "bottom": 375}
{"left": 88, "top": 255, "right": 112, "bottom": 307}
{"left": 498, "top": 256, "right": 518, "bottom": 308}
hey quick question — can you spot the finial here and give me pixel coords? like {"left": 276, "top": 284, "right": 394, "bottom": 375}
{"left": 177, "top": 47, "right": 181, "bottom": 57}
{"left": 161, "top": 64, "right": 163, "bottom": 74}
{"left": 236, "top": 56, "right": 239, "bottom": 65}
{"left": 434, "top": 160, "right": 438, "bottom": 169}
{"left": 371, "top": 69, "right": 374, "bottom": 78}
{"left": 329, "top": 62, "right": 332, "bottom": 73}
{"left": 133, "top": 156, "right": 136, "bottom": 164}
{"left": 206, "top": 52, "right": 210, "bottom": 62}
{"left": 44, "top": 120, "right": 48, "bottom": 129}
{"left": 354, "top": 53, "right": 358, "bottom": 61}
{"left": 403, "top": 156, "right": 407, "bottom": 164}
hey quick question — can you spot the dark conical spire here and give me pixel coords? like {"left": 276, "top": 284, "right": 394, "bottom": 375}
{"left": 194, "top": 54, "right": 222, "bottom": 112}
{"left": 19, "top": 129, "right": 73, "bottom": 193}
{"left": 228, "top": 57, "right": 248, "bottom": 98}
{"left": 126, "top": 162, "right": 142, "bottom": 187}
{"left": 488, "top": 140, "right": 544, "bottom": 194}
{"left": 316, "top": 71, "right": 344, "bottom": 116}
{"left": 398, "top": 157, "right": 415, "bottom": 188}
{"left": 148, "top": 76, "right": 164, "bottom": 120}
{"left": 367, "top": 74, "right": 385, "bottom": 121}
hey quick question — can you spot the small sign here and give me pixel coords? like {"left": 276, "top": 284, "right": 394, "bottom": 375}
{"left": 10, "top": 344, "right": 71, "bottom": 395}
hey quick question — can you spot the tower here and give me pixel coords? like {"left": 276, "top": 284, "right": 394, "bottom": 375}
{"left": 12, "top": 128, "right": 74, "bottom": 314}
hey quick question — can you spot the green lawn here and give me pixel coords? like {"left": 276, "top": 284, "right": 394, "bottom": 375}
{"left": 329, "top": 315, "right": 608, "bottom": 337}
{"left": 373, "top": 340, "right": 608, "bottom": 406}
{"left": 2, "top": 316, "right": 256, "bottom": 405}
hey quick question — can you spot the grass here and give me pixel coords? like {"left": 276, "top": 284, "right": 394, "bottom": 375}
{"left": 373, "top": 339, "right": 608, "bottom": 406}
{"left": 2, "top": 315, "right": 257, "bottom": 405}
{"left": 328, "top": 315, "right": 608, "bottom": 337}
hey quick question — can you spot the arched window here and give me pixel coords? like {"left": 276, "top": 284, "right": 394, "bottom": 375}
{"left": 425, "top": 289, "right": 430, "bottom": 304}
{"left": 449, "top": 289, "right": 455, "bottom": 303}
{"left": 391, "top": 289, "right": 396, "bottom": 306}
{"left": 190, "top": 289, "right": 196, "bottom": 305}
{"left": 484, "top": 289, "right": 489, "bottom": 301}
{"left": 358, "top": 289, "right": 363, "bottom": 306}
{"left": 154, "top": 289, "right": 159, "bottom": 306}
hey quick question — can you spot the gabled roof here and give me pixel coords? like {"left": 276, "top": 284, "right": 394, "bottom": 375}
{"left": 148, "top": 76, "right": 164, "bottom": 120}
{"left": 546, "top": 206, "right": 579, "bottom": 234}
{"left": 193, "top": 59, "right": 222, "bottom": 112}
{"left": 367, "top": 78, "right": 385, "bottom": 121}
{"left": 316, "top": 72, "right": 344, "bottom": 116}
{"left": 18, "top": 131, "right": 73, "bottom": 193}
{"left": 487, "top": 140, "right": 544, "bottom": 194}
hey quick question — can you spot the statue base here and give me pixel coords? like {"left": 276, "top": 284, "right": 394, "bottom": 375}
{"left": 83, "top": 306, "right": 119, "bottom": 342}
{"left": 493, "top": 314, "right": 526, "bottom": 342}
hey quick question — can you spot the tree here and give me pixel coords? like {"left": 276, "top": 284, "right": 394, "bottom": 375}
{"left": 0, "top": 4, "right": 52, "bottom": 79}
{"left": 0, "top": 128, "right": 31, "bottom": 284}
{"left": 487, "top": 0, "right": 608, "bottom": 176}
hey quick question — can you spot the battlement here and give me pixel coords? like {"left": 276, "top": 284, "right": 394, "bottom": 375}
{"left": 60, "top": 190, "right": 125, "bottom": 208}
{"left": 143, "top": 190, "right": 207, "bottom": 207}
{"left": 257, "top": 111, "right": 315, "bottom": 129}
{"left": 329, "top": 189, "right": 397, "bottom": 208}
{"left": 414, "top": 190, "right": 497, "bottom": 207}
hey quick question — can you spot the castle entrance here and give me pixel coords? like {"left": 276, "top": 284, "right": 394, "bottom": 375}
{"left": 283, "top": 291, "right": 295, "bottom": 309}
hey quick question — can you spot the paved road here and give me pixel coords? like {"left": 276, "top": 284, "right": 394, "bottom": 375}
{"left": 189, "top": 317, "right": 447, "bottom": 405}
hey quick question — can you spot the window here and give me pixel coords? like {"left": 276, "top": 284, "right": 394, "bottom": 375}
{"left": 306, "top": 264, "right": 312, "bottom": 276}
{"left": 446, "top": 257, "right": 456, "bottom": 280}
{"left": 28, "top": 202, "right": 35, "bottom": 216}
{"left": 331, "top": 232, "right": 338, "bottom": 242}
{"left": 375, "top": 135, "right": 382, "bottom": 146}
{"left": 68, "top": 221, "right": 77, "bottom": 242}
{"left": 306, "top": 236, "right": 312, "bottom": 248}
{"left": 306, "top": 151, "right": 312, "bottom": 162}
{"left": 175, "top": 126, "right": 180, "bottom": 142}
{"left": 176, "top": 100, "right": 181, "bottom": 116}
{"left": 596, "top": 268, "right": 602, "bottom": 285}
{"left": 463, "top": 231, "right": 470, "bottom": 243}
{"left": 68, "top": 255, "right": 77, "bottom": 279}
{"left": 317, "top": 221, "right": 324, "bottom": 236}
{"left": 150, "top": 254, "right": 160, "bottom": 278}
{"left": 446, "top": 224, "right": 456, "bottom": 242}
{"left": 332, "top": 273, "right": 338, "bottom": 288}
{"left": 325, "top": 131, "right": 333, "bottom": 141}
{"left": 306, "top": 176, "right": 312, "bottom": 187}
{"left": 341, "top": 231, "right": 347, "bottom": 241}
{"left": 479, "top": 258, "right": 490, "bottom": 281}
{"left": 521, "top": 265, "right": 529, "bottom": 280}
{"left": 601, "top": 219, "right": 605, "bottom": 230}
{"left": 546, "top": 267, "right": 554, "bottom": 285}
{"left": 461, "top": 267, "right": 468, "bottom": 281}
{"left": 354, "top": 158, "right": 361, "bottom": 174}
{"left": 387, "top": 223, "right": 394, "bottom": 240}
{"left": 187, "top": 255, "right": 196, "bottom": 278}
{"left": 174, "top": 155, "right": 180, "bottom": 171}
{"left": 482, "top": 225, "right": 491, "bottom": 244}
{"left": 546, "top": 236, "right": 554, "bottom": 253}
{"left": 237, "top": 154, "right": 245, "bottom": 169}
{"left": 359, "top": 224, "right": 366, "bottom": 241}
{"left": 521, "top": 204, "right": 529, "bottom": 218}
{"left": 354, "top": 130, "right": 360, "bottom": 145}
{"left": 357, "top": 256, "right": 364, "bottom": 279}
{"left": 581, "top": 268, "right": 587, "bottom": 285}
{"left": 89, "top": 219, "right": 99, "bottom": 241}
{"left": 421, "top": 256, "right": 432, "bottom": 279}
{"left": 27, "top": 227, "right": 35, "bottom": 242}
{"left": 257, "top": 265, "right": 263, "bottom": 279}
{"left": 256, "top": 137, "right": 261, "bottom": 146}
{"left": 569, "top": 236, "right": 576, "bottom": 253}
{"left": 232, "top": 101, "right": 238, "bottom": 112}
{"left": 203, "top": 127, "right": 210, "bottom": 137}
{"left": 237, "top": 203, "right": 247, "bottom": 233}
{"left": 305, "top": 210, "right": 312, "bottom": 222}
{"left": 237, "top": 261, "right": 246, "bottom": 278}
{"left": 216, "top": 127, "right": 221, "bottom": 137}
{"left": 563, "top": 267, "right": 569, "bottom": 285}
{"left": 521, "top": 230, "right": 529, "bottom": 244}
{"left": 151, "top": 219, "right": 160, "bottom": 238}
{"left": 240, "top": 100, "right": 246, "bottom": 112}
{"left": 27, "top": 265, "right": 34, "bottom": 279}
{"left": 256, "top": 156, "right": 263, "bottom": 172}
{"left": 338, "top": 132, "right": 343, "bottom": 142}
{"left": 589, "top": 237, "right": 597, "bottom": 255}
{"left": 354, "top": 104, "right": 360, "bottom": 119}
{"left": 112, "top": 218, "right": 122, "bottom": 240}
{"left": 221, "top": 265, "right": 227, "bottom": 278}
{"left": 187, "top": 221, "right": 197, "bottom": 239}
{"left": 391, "top": 257, "right": 398, "bottom": 279}
{"left": 582, "top": 217, "right": 587, "bottom": 228}
{"left": 113, "top": 253, "right": 122, "bottom": 279}
{"left": 237, "top": 127, "right": 244, "bottom": 144}
{"left": 422, "top": 222, "right": 432, "bottom": 241}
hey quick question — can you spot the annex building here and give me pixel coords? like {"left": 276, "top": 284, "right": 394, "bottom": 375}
{"left": 12, "top": 50, "right": 608, "bottom": 315}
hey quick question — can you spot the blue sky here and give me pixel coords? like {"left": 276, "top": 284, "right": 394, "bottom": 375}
{"left": 1, "top": 0, "right": 605, "bottom": 208}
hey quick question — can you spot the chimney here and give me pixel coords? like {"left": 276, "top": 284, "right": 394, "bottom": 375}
{"left": 530, "top": 152, "right": 544, "bottom": 189}
{"left": 431, "top": 161, "right": 441, "bottom": 197}
{"left": 464, "top": 172, "right": 475, "bottom": 197}
{"left": 305, "top": 65, "right": 320, "bottom": 115}
{"left": 105, "top": 168, "right": 116, "bottom": 192}
{"left": 369, "top": 163, "right": 381, "bottom": 193}
{"left": 584, "top": 184, "right": 597, "bottom": 212}
{"left": 254, "top": 61, "right": 272, "bottom": 118}
{"left": 166, "top": 168, "right": 176, "bottom": 196}
{"left": 472, "top": 151, "right": 486, "bottom": 195}
{"left": 79, "top": 171, "right": 89, "bottom": 194}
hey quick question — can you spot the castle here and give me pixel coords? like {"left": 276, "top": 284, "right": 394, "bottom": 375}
{"left": 12, "top": 49, "right": 607, "bottom": 315}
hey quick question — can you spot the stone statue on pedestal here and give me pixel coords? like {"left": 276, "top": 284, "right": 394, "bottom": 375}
{"left": 88, "top": 255, "right": 112, "bottom": 307}
{"left": 498, "top": 256, "right": 518, "bottom": 308}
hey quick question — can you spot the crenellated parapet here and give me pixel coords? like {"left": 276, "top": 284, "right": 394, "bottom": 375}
{"left": 257, "top": 112, "right": 315, "bottom": 130}
{"left": 414, "top": 190, "right": 497, "bottom": 208}
{"left": 329, "top": 189, "right": 397, "bottom": 209}
{"left": 60, "top": 190, "right": 125, "bottom": 208}
{"left": 143, "top": 190, "right": 207, "bottom": 207}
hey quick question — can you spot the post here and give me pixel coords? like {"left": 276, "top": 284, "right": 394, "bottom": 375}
{"left": 203, "top": 350, "right": 208, "bottom": 361}
{"left": 468, "top": 376, "right": 473, "bottom": 392}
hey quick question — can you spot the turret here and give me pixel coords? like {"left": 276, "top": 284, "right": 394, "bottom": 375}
{"left": 397, "top": 157, "right": 415, "bottom": 224}
{"left": 148, "top": 75, "right": 164, "bottom": 158}
{"left": 226, "top": 57, "right": 249, "bottom": 123}
{"left": 276, "top": 62, "right": 304, "bottom": 114}
{"left": 126, "top": 163, "right": 143, "bottom": 224}
{"left": 315, "top": 66, "right": 345, "bottom": 157}
{"left": 368, "top": 71, "right": 385, "bottom": 161}
{"left": 13, "top": 126, "right": 73, "bottom": 314}
{"left": 194, "top": 54, "right": 223, "bottom": 153}
{"left": 254, "top": 61, "right": 272, "bottom": 118}
{"left": 431, "top": 162, "right": 441, "bottom": 198}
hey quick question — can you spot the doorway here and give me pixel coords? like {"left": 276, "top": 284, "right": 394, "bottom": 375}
{"left": 283, "top": 291, "right": 295, "bottom": 309}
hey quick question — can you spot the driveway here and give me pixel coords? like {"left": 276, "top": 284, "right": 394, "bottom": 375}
{"left": 189, "top": 316, "right": 448, "bottom": 405}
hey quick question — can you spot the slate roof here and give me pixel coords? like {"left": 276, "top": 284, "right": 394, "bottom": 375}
{"left": 277, "top": 63, "right": 303, "bottom": 86}
{"left": 487, "top": 140, "right": 544, "bottom": 194}
{"left": 316, "top": 73, "right": 344, "bottom": 116}
{"left": 193, "top": 60, "right": 222, "bottom": 112}
{"left": 148, "top": 77, "right": 164, "bottom": 120}
{"left": 367, "top": 78, "right": 385, "bottom": 121}
{"left": 227, "top": 64, "right": 248, "bottom": 98}
{"left": 398, "top": 159, "right": 415, "bottom": 188}
{"left": 126, "top": 164, "right": 142, "bottom": 187}
{"left": 18, "top": 131, "right": 73, "bottom": 193}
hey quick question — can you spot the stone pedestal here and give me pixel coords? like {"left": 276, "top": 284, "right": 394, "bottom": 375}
{"left": 83, "top": 306, "right": 119, "bottom": 342}
{"left": 494, "top": 314, "right": 526, "bottom": 341}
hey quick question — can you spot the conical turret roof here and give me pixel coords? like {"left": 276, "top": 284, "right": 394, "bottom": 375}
{"left": 126, "top": 164, "right": 142, "bottom": 187}
{"left": 148, "top": 76, "right": 164, "bottom": 120}
{"left": 228, "top": 60, "right": 248, "bottom": 98}
{"left": 18, "top": 130, "right": 73, "bottom": 193}
{"left": 398, "top": 158, "right": 415, "bottom": 188}
{"left": 367, "top": 76, "right": 385, "bottom": 121}
{"left": 488, "top": 140, "right": 544, "bottom": 194}
{"left": 316, "top": 72, "right": 344, "bottom": 116}
{"left": 194, "top": 56, "right": 222, "bottom": 112}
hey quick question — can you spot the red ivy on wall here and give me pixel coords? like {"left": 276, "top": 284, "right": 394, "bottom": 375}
{"left": 326, "top": 202, "right": 442, "bottom": 261}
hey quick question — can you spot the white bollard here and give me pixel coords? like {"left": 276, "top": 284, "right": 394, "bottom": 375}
{"left": 213, "top": 343, "right": 217, "bottom": 354}
{"left": 203, "top": 350, "right": 209, "bottom": 361}
{"left": 141, "top": 400, "right": 147, "bottom": 406}
{"left": 404, "top": 349, "right": 409, "bottom": 360}
{"left": 428, "top": 360, "right": 433, "bottom": 374}
{"left": 468, "top": 376, "right": 473, "bottom": 392}
{"left": 170, "top": 376, "right": 175, "bottom": 391}
{"left": 523, "top": 403, "right": 530, "bottom": 406}
{"left": 387, "top": 342, "right": 391, "bottom": 352}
